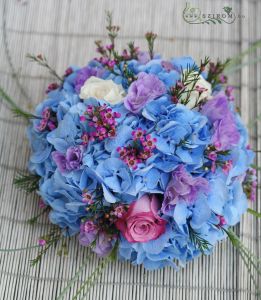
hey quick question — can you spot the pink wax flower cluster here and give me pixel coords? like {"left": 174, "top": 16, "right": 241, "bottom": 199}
{"left": 81, "top": 104, "right": 121, "bottom": 141}
{"left": 38, "top": 239, "right": 46, "bottom": 247}
{"left": 207, "top": 151, "right": 218, "bottom": 173}
{"left": 243, "top": 168, "right": 258, "bottom": 201}
{"left": 45, "top": 82, "right": 59, "bottom": 94}
{"left": 81, "top": 132, "right": 89, "bottom": 146}
{"left": 111, "top": 205, "right": 128, "bottom": 218}
{"left": 36, "top": 107, "right": 57, "bottom": 132}
{"left": 96, "top": 57, "right": 117, "bottom": 69}
{"left": 225, "top": 86, "right": 235, "bottom": 101}
{"left": 117, "top": 128, "right": 157, "bottom": 170}
{"left": 82, "top": 190, "right": 94, "bottom": 205}
{"left": 222, "top": 160, "right": 233, "bottom": 175}
{"left": 115, "top": 194, "right": 166, "bottom": 243}
{"left": 217, "top": 215, "right": 226, "bottom": 227}
{"left": 205, "top": 145, "right": 233, "bottom": 174}
{"left": 95, "top": 41, "right": 139, "bottom": 67}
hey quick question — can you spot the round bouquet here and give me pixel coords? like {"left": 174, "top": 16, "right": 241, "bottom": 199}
{"left": 1, "top": 12, "right": 260, "bottom": 299}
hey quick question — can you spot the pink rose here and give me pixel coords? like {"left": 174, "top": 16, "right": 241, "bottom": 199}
{"left": 115, "top": 194, "right": 167, "bottom": 243}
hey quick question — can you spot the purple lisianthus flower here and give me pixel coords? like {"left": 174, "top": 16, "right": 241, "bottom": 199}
{"left": 162, "top": 165, "right": 209, "bottom": 213}
{"left": 124, "top": 72, "right": 166, "bottom": 113}
{"left": 93, "top": 231, "right": 114, "bottom": 257}
{"left": 52, "top": 146, "right": 83, "bottom": 173}
{"left": 79, "top": 221, "right": 114, "bottom": 256}
{"left": 74, "top": 66, "right": 104, "bottom": 93}
{"left": 66, "top": 146, "right": 83, "bottom": 169}
{"left": 202, "top": 93, "right": 240, "bottom": 150}
{"left": 79, "top": 221, "right": 98, "bottom": 246}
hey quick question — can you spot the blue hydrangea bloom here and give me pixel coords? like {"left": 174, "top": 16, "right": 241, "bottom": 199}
{"left": 39, "top": 169, "right": 98, "bottom": 235}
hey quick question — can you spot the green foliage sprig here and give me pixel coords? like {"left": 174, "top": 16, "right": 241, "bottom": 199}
{"left": 27, "top": 207, "right": 50, "bottom": 225}
{"left": 95, "top": 11, "right": 138, "bottom": 70}
{"left": 169, "top": 57, "right": 210, "bottom": 107}
{"left": 145, "top": 32, "right": 157, "bottom": 59}
{"left": 0, "top": 87, "right": 38, "bottom": 121}
{"left": 72, "top": 257, "right": 110, "bottom": 300}
{"left": 26, "top": 53, "right": 63, "bottom": 82}
{"left": 56, "top": 256, "right": 91, "bottom": 300}
{"left": 206, "top": 59, "right": 230, "bottom": 89}
{"left": 183, "top": 56, "right": 210, "bottom": 105}
{"left": 30, "top": 227, "right": 62, "bottom": 266}
{"left": 105, "top": 11, "right": 120, "bottom": 49}
{"left": 14, "top": 172, "right": 40, "bottom": 193}
{"left": 188, "top": 224, "right": 212, "bottom": 253}
{"left": 122, "top": 63, "right": 137, "bottom": 85}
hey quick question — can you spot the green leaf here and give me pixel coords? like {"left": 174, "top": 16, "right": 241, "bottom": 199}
{"left": 247, "top": 208, "right": 261, "bottom": 218}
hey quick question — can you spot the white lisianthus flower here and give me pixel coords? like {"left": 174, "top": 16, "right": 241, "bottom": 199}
{"left": 79, "top": 76, "right": 125, "bottom": 105}
{"left": 182, "top": 73, "right": 212, "bottom": 109}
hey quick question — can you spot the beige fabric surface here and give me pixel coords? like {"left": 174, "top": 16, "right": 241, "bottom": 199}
{"left": 0, "top": 0, "right": 260, "bottom": 299}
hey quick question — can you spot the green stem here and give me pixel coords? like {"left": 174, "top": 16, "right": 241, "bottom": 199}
{"left": 238, "top": 250, "right": 261, "bottom": 297}
{"left": 26, "top": 54, "right": 63, "bottom": 82}
{"left": 56, "top": 255, "right": 91, "bottom": 300}
{"left": 247, "top": 208, "right": 261, "bottom": 218}
{"left": 0, "top": 245, "right": 40, "bottom": 252}
{"left": 72, "top": 256, "right": 111, "bottom": 300}
{"left": 226, "top": 228, "right": 261, "bottom": 297}
{"left": 239, "top": 246, "right": 261, "bottom": 277}
{"left": 27, "top": 207, "right": 50, "bottom": 225}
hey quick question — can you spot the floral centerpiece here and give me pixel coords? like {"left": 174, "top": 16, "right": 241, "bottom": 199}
{"left": 0, "top": 12, "right": 260, "bottom": 299}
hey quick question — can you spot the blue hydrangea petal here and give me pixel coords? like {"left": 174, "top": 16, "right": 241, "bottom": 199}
{"left": 174, "top": 201, "right": 191, "bottom": 225}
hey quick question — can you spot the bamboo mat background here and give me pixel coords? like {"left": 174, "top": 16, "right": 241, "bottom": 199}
{"left": 0, "top": 0, "right": 260, "bottom": 299}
